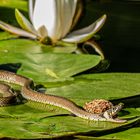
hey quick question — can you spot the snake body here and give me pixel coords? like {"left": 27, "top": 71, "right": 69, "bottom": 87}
{"left": 0, "top": 70, "right": 126, "bottom": 123}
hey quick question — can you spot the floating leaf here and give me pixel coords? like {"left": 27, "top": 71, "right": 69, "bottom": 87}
{"left": 0, "top": 32, "right": 18, "bottom": 41}
{"left": 0, "top": 38, "right": 77, "bottom": 53}
{"left": 0, "top": 52, "right": 101, "bottom": 82}
{"left": 0, "top": 73, "right": 139, "bottom": 139}
{"left": 0, "top": 0, "right": 27, "bottom": 11}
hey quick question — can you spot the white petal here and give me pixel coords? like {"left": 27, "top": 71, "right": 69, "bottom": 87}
{"left": 51, "top": 0, "right": 78, "bottom": 41}
{"left": 53, "top": 1, "right": 63, "bottom": 41}
{"left": 29, "top": 0, "right": 78, "bottom": 42}
{"left": 62, "top": 14, "right": 107, "bottom": 43}
{"left": 28, "top": 0, "right": 35, "bottom": 22}
{"left": 60, "top": 0, "right": 78, "bottom": 38}
{"left": 31, "top": 0, "right": 57, "bottom": 40}
{"left": 0, "top": 20, "right": 37, "bottom": 39}
{"left": 37, "top": 25, "right": 48, "bottom": 39}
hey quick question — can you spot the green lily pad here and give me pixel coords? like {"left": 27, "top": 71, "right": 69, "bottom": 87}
{"left": 100, "top": 119, "right": 140, "bottom": 140}
{"left": 0, "top": 38, "right": 47, "bottom": 53}
{"left": 0, "top": 32, "right": 18, "bottom": 41}
{"left": 0, "top": 0, "right": 139, "bottom": 139}
{"left": 0, "top": 0, "right": 27, "bottom": 11}
{"left": 0, "top": 73, "right": 139, "bottom": 139}
{"left": 0, "top": 38, "right": 77, "bottom": 53}
{"left": 0, "top": 52, "right": 101, "bottom": 82}
{"left": 47, "top": 73, "right": 140, "bottom": 102}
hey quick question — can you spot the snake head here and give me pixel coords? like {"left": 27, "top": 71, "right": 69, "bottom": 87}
{"left": 103, "top": 103, "right": 124, "bottom": 119}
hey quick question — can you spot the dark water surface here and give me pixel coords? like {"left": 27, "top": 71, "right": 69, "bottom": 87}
{"left": 80, "top": 0, "right": 140, "bottom": 72}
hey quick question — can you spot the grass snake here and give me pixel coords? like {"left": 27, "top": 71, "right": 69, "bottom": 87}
{"left": 0, "top": 70, "right": 126, "bottom": 123}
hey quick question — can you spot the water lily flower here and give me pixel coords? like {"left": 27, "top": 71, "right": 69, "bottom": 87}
{"left": 0, "top": 0, "right": 106, "bottom": 45}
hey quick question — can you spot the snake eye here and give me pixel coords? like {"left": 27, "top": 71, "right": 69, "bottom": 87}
{"left": 112, "top": 110, "right": 116, "bottom": 115}
{"left": 111, "top": 104, "right": 124, "bottom": 116}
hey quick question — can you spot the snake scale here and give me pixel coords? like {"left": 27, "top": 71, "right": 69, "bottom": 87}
{"left": 0, "top": 70, "right": 126, "bottom": 123}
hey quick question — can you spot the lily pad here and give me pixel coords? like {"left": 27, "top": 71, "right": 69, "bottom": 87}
{"left": 0, "top": 38, "right": 77, "bottom": 53}
{"left": 100, "top": 119, "right": 140, "bottom": 140}
{"left": 0, "top": 52, "right": 101, "bottom": 82}
{"left": 0, "top": 0, "right": 139, "bottom": 139}
{"left": 0, "top": 73, "right": 140, "bottom": 139}
{"left": 0, "top": 32, "right": 18, "bottom": 41}
{"left": 0, "top": 0, "right": 27, "bottom": 11}
{"left": 46, "top": 73, "right": 140, "bottom": 99}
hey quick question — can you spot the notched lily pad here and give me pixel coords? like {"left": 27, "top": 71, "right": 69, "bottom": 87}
{"left": 0, "top": 52, "right": 101, "bottom": 82}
